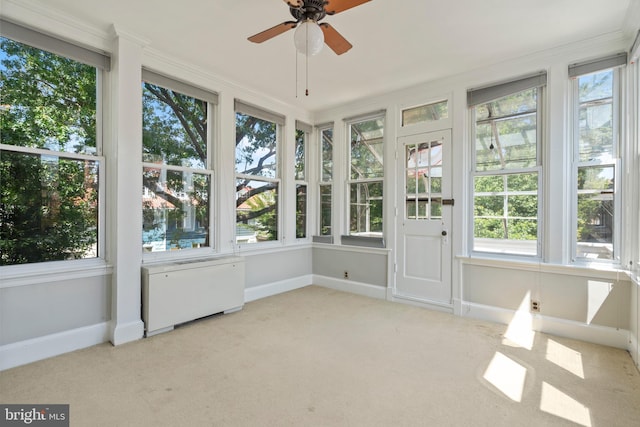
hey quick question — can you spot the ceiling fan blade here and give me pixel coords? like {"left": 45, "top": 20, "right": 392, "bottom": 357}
{"left": 324, "top": 0, "right": 372, "bottom": 15}
{"left": 283, "top": 0, "right": 303, "bottom": 7}
{"left": 319, "top": 23, "right": 352, "bottom": 55}
{"left": 248, "top": 21, "right": 298, "bottom": 43}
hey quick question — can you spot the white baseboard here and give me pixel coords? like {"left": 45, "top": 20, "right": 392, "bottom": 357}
{"left": 0, "top": 322, "right": 110, "bottom": 371}
{"left": 628, "top": 332, "right": 639, "bottom": 370}
{"left": 460, "top": 301, "right": 629, "bottom": 349}
{"left": 313, "top": 275, "right": 387, "bottom": 300}
{"left": 244, "top": 275, "right": 312, "bottom": 303}
{"left": 110, "top": 319, "right": 145, "bottom": 346}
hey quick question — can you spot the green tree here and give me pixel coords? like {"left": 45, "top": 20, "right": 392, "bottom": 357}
{"left": 1, "top": 37, "right": 98, "bottom": 265}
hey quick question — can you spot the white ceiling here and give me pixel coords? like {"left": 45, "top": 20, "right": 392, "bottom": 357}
{"left": 7, "top": 0, "right": 640, "bottom": 112}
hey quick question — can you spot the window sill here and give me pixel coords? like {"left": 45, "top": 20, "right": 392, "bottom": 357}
{"left": 458, "top": 255, "right": 629, "bottom": 281}
{"left": 0, "top": 258, "right": 113, "bottom": 288}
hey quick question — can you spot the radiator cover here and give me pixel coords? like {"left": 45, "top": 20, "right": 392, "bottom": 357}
{"left": 141, "top": 256, "right": 245, "bottom": 336}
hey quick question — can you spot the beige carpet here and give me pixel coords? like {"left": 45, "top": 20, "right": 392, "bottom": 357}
{"left": 1, "top": 285, "right": 639, "bottom": 426}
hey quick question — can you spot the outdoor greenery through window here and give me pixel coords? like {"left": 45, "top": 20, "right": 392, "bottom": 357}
{"left": 573, "top": 67, "right": 619, "bottom": 261}
{"left": 471, "top": 79, "right": 543, "bottom": 256}
{"left": 319, "top": 126, "right": 333, "bottom": 236}
{"left": 142, "top": 72, "right": 213, "bottom": 252}
{"left": 405, "top": 139, "right": 443, "bottom": 220}
{"left": 0, "top": 36, "right": 101, "bottom": 265}
{"left": 295, "top": 123, "right": 310, "bottom": 239}
{"left": 348, "top": 115, "right": 384, "bottom": 237}
{"left": 235, "top": 103, "right": 282, "bottom": 244}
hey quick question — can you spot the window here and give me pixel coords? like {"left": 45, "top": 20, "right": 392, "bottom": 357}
{"left": 295, "top": 121, "right": 311, "bottom": 239}
{"left": 402, "top": 100, "right": 449, "bottom": 127}
{"left": 142, "top": 70, "right": 216, "bottom": 253}
{"left": 405, "top": 139, "right": 443, "bottom": 220}
{"left": 0, "top": 22, "right": 109, "bottom": 266}
{"left": 235, "top": 101, "right": 283, "bottom": 244}
{"left": 570, "top": 54, "right": 626, "bottom": 262}
{"left": 347, "top": 114, "right": 385, "bottom": 237}
{"left": 318, "top": 125, "right": 333, "bottom": 237}
{"left": 468, "top": 73, "right": 546, "bottom": 257}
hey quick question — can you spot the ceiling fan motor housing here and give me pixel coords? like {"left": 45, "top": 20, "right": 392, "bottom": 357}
{"left": 290, "top": 0, "right": 327, "bottom": 23}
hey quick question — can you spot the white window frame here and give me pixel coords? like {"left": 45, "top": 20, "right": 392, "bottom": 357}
{"left": 0, "top": 22, "right": 108, "bottom": 271}
{"left": 315, "top": 124, "right": 334, "bottom": 242}
{"left": 141, "top": 70, "right": 216, "bottom": 260}
{"left": 468, "top": 73, "right": 546, "bottom": 259}
{"left": 295, "top": 121, "right": 311, "bottom": 240}
{"left": 344, "top": 111, "right": 386, "bottom": 242}
{"left": 234, "top": 100, "right": 284, "bottom": 247}
{"left": 569, "top": 54, "right": 626, "bottom": 265}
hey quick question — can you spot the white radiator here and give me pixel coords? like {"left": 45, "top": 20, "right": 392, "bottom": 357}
{"left": 141, "top": 256, "right": 245, "bottom": 336}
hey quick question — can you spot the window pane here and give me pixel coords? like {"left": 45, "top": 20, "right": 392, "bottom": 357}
{"left": 576, "top": 165, "right": 614, "bottom": 260}
{"left": 577, "top": 70, "right": 614, "bottom": 162}
{"left": 475, "top": 114, "right": 537, "bottom": 171}
{"left": 1, "top": 151, "right": 99, "bottom": 265}
{"left": 475, "top": 88, "right": 537, "bottom": 121}
{"left": 235, "top": 112, "right": 277, "bottom": 178}
{"left": 473, "top": 173, "right": 538, "bottom": 256}
{"left": 402, "top": 100, "right": 448, "bottom": 126}
{"left": 350, "top": 118, "right": 384, "bottom": 179}
{"left": 319, "top": 184, "right": 332, "bottom": 236}
{"left": 142, "top": 167, "right": 209, "bottom": 252}
{"left": 475, "top": 88, "right": 538, "bottom": 172}
{"left": 142, "top": 82, "right": 208, "bottom": 168}
{"left": 295, "top": 129, "right": 305, "bottom": 180}
{"left": 236, "top": 179, "right": 278, "bottom": 242}
{"left": 349, "top": 181, "right": 383, "bottom": 235}
{"left": 296, "top": 184, "right": 307, "bottom": 238}
{"left": 321, "top": 128, "right": 333, "bottom": 181}
{"left": 0, "top": 37, "right": 97, "bottom": 155}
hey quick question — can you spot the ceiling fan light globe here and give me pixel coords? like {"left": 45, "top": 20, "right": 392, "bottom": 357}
{"left": 294, "top": 20, "right": 324, "bottom": 56}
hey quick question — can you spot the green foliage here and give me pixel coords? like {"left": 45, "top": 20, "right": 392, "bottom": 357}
{"left": 1, "top": 38, "right": 98, "bottom": 265}
{"left": 473, "top": 173, "right": 538, "bottom": 241}
{"left": 0, "top": 37, "right": 96, "bottom": 152}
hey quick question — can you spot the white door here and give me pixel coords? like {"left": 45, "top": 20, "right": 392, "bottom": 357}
{"left": 396, "top": 130, "right": 452, "bottom": 304}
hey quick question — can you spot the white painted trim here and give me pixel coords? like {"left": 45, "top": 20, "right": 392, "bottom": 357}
{"left": 0, "top": 322, "right": 110, "bottom": 371}
{"left": 2, "top": 0, "right": 112, "bottom": 53}
{"left": 312, "top": 274, "right": 387, "bottom": 300}
{"left": 312, "top": 242, "right": 392, "bottom": 256}
{"left": 391, "top": 294, "right": 454, "bottom": 314}
{"left": 0, "top": 261, "right": 112, "bottom": 289}
{"left": 628, "top": 330, "right": 639, "bottom": 370}
{"left": 458, "top": 255, "right": 630, "bottom": 281}
{"left": 109, "top": 320, "right": 144, "bottom": 346}
{"left": 460, "top": 301, "right": 629, "bottom": 349}
{"left": 244, "top": 275, "right": 312, "bottom": 303}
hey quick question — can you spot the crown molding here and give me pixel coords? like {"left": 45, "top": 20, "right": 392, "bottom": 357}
{"left": 623, "top": 0, "right": 640, "bottom": 39}
{"left": 109, "top": 24, "right": 150, "bottom": 47}
{"left": 1, "top": 0, "right": 111, "bottom": 52}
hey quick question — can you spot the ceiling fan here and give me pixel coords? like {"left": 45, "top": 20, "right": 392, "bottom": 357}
{"left": 248, "top": 0, "right": 372, "bottom": 55}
